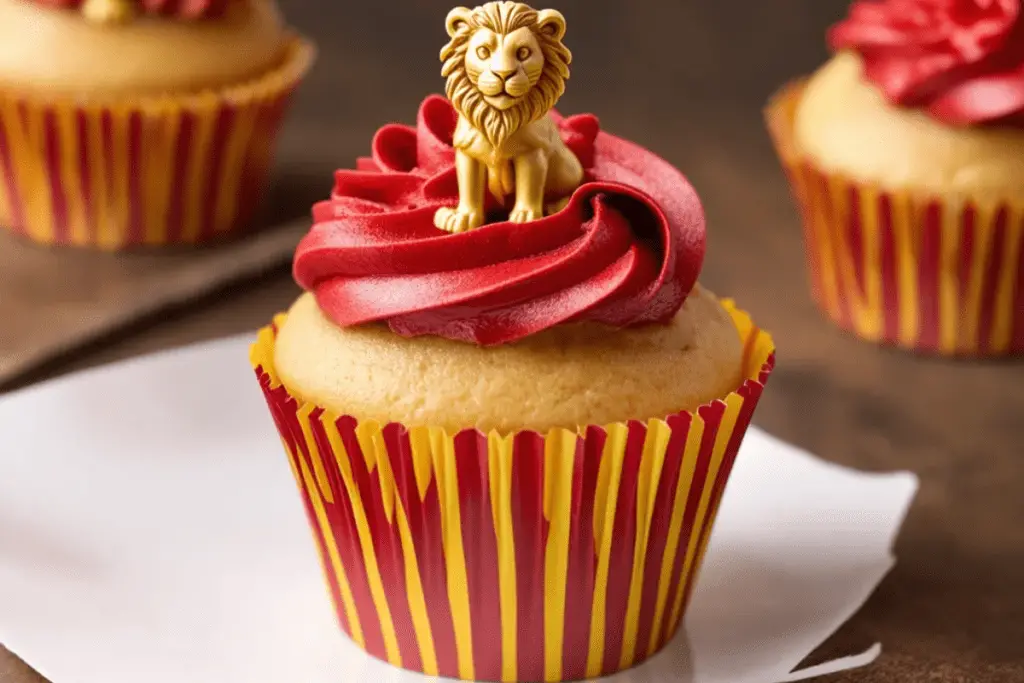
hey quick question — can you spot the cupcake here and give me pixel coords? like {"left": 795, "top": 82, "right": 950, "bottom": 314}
{"left": 766, "top": 0, "right": 1024, "bottom": 356}
{"left": 0, "top": 0, "right": 314, "bottom": 249}
{"left": 765, "top": 0, "right": 1024, "bottom": 356}
{"left": 251, "top": 3, "right": 774, "bottom": 681}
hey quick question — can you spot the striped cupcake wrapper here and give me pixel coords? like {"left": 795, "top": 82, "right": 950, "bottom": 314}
{"left": 250, "top": 302, "right": 775, "bottom": 682}
{"left": 0, "top": 36, "right": 314, "bottom": 250}
{"left": 767, "top": 81, "right": 1024, "bottom": 356}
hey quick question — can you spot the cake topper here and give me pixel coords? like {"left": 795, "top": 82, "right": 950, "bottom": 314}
{"left": 434, "top": 1, "right": 584, "bottom": 233}
{"left": 31, "top": 0, "right": 230, "bottom": 24}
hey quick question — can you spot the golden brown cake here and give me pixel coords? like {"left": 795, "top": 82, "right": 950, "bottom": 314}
{"left": 0, "top": 0, "right": 314, "bottom": 249}
{"left": 794, "top": 52, "right": 1024, "bottom": 200}
{"left": 0, "top": 0, "right": 287, "bottom": 97}
{"left": 766, "top": 0, "right": 1024, "bottom": 356}
{"left": 251, "top": 4, "right": 774, "bottom": 682}
{"left": 274, "top": 285, "right": 743, "bottom": 434}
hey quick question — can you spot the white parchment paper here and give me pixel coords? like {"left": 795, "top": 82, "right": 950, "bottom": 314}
{"left": 0, "top": 335, "right": 918, "bottom": 683}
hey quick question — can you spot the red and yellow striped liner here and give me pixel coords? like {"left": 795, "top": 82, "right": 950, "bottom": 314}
{"left": 250, "top": 303, "right": 775, "bottom": 682}
{"left": 767, "top": 81, "right": 1024, "bottom": 356}
{"left": 0, "top": 36, "right": 314, "bottom": 250}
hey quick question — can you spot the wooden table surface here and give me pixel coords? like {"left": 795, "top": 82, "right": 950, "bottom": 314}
{"left": 3, "top": 1, "right": 1023, "bottom": 681}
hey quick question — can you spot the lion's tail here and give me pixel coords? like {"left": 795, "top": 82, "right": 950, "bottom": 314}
{"left": 487, "top": 162, "right": 515, "bottom": 204}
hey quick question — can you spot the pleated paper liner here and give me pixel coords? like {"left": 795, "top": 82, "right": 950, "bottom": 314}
{"left": 766, "top": 80, "right": 1024, "bottom": 356}
{"left": 251, "top": 302, "right": 775, "bottom": 683}
{"left": 0, "top": 35, "right": 314, "bottom": 251}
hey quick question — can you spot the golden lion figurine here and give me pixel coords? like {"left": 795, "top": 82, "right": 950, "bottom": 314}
{"left": 434, "top": 1, "right": 585, "bottom": 234}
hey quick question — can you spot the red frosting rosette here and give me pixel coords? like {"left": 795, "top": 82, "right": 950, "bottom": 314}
{"left": 830, "top": 0, "right": 1024, "bottom": 126}
{"left": 28, "top": 0, "right": 229, "bottom": 19}
{"left": 294, "top": 95, "right": 707, "bottom": 346}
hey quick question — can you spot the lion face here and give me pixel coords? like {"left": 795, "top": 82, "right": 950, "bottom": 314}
{"left": 440, "top": 2, "right": 572, "bottom": 147}
{"left": 465, "top": 26, "right": 546, "bottom": 111}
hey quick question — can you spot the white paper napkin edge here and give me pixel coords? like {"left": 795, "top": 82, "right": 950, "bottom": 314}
{"left": 772, "top": 465, "right": 918, "bottom": 682}
{"left": 780, "top": 643, "right": 883, "bottom": 682}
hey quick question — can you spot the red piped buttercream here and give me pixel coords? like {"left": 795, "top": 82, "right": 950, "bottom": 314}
{"left": 293, "top": 96, "right": 707, "bottom": 346}
{"left": 830, "top": 0, "right": 1024, "bottom": 126}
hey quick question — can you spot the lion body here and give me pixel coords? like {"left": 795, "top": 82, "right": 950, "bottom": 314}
{"left": 434, "top": 1, "right": 584, "bottom": 233}
{"left": 451, "top": 110, "right": 581, "bottom": 204}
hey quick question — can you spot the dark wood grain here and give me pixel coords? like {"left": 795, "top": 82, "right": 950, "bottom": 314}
{"left": 2, "top": 1, "right": 1022, "bottom": 681}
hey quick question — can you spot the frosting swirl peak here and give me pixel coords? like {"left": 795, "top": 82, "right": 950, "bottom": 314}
{"left": 294, "top": 96, "right": 706, "bottom": 346}
{"left": 829, "top": 0, "right": 1024, "bottom": 127}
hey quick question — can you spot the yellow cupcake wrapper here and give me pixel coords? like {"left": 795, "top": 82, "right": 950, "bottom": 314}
{"left": 766, "top": 80, "right": 1024, "bottom": 356}
{"left": 250, "top": 302, "right": 775, "bottom": 682}
{"left": 0, "top": 35, "right": 315, "bottom": 250}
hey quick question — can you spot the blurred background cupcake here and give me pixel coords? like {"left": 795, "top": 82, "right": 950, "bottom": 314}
{"left": 0, "top": 0, "right": 314, "bottom": 250}
{"left": 766, "top": 0, "right": 1024, "bottom": 357}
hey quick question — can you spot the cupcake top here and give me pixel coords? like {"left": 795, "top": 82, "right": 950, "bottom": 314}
{"left": 830, "top": 0, "right": 1024, "bottom": 128}
{"left": 793, "top": 0, "right": 1024, "bottom": 195}
{"left": 274, "top": 1, "right": 747, "bottom": 433}
{"left": 293, "top": 95, "right": 707, "bottom": 346}
{"left": 294, "top": 2, "right": 704, "bottom": 347}
{"left": 0, "top": 0, "right": 288, "bottom": 98}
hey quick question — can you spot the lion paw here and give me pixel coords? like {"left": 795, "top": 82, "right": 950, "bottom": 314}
{"left": 509, "top": 205, "right": 544, "bottom": 224}
{"left": 434, "top": 206, "right": 485, "bottom": 233}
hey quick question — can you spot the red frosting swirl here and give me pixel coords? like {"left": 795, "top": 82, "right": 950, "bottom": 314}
{"left": 293, "top": 96, "right": 707, "bottom": 346}
{"left": 29, "top": 0, "right": 229, "bottom": 19}
{"left": 829, "top": 0, "right": 1024, "bottom": 126}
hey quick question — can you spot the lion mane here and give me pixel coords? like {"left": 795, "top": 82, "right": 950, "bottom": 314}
{"left": 440, "top": 2, "right": 572, "bottom": 150}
